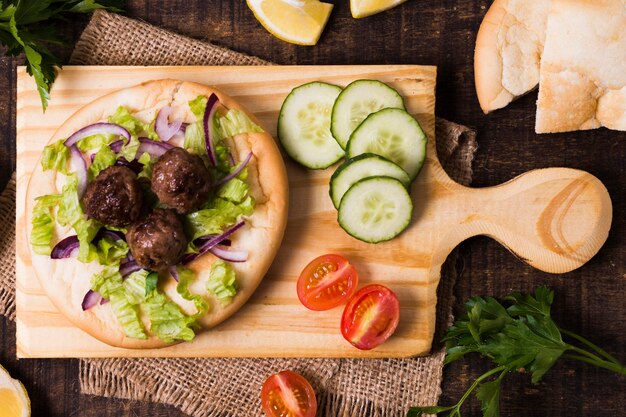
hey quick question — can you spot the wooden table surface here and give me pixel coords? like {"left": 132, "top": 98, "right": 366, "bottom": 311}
{"left": 1, "top": 1, "right": 624, "bottom": 416}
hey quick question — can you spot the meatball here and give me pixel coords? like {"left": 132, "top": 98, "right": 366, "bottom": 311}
{"left": 126, "top": 208, "right": 187, "bottom": 270}
{"left": 151, "top": 148, "right": 212, "bottom": 214}
{"left": 82, "top": 166, "right": 143, "bottom": 227}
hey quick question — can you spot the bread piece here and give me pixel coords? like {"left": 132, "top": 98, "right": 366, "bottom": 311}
{"left": 475, "top": 0, "right": 551, "bottom": 113}
{"left": 536, "top": 0, "right": 626, "bottom": 133}
{"left": 25, "top": 80, "right": 289, "bottom": 348}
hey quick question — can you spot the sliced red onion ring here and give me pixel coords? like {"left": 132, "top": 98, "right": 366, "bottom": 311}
{"left": 82, "top": 290, "right": 102, "bottom": 310}
{"left": 155, "top": 106, "right": 184, "bottom": 142}
{"left": 51, "top": 235, "right": 80, "bottom": 259}
{"left": 65, "top": 123, "right": 130, "bottom": 148}
{"left": 115, "top": 157, "right": 144, "bottom": 174}
{"left": 214, "top": 152, "right": 253, "bottom": 187}
{"left": 69, "top": 145, "right": 88, "bottom": 198}
{"left": 169, "top": 266, "right": 179, "bottom": 282}
{"left": 109, "top": 139, "right": 124, "bottom": 153}
{"left": 182, "top": 221, "right": 245, "bottom": 265}
{"left": 209, "top": 245, "right": 248, "bottom": 262}
{"left": 120, "top": 259, "right": 142, "bottom": 278}
{"left": 203, "top": 94, "right": 220, "bottom": 166}
{"left": 136, "top": 137, "right": 174, "bottom": 158}
{"left": 100, "top": 298, "right": 109, "bottom": 305}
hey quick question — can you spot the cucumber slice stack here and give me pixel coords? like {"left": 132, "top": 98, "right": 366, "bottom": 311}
{"left": 278, "top": 78, "right": 428, "bottom": 243}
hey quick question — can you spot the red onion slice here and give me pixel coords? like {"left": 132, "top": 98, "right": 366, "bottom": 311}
{"left": 203, "top": 94, "right": 220, "bottom": 166}
{"left": 136, "top": 137, "right": 174, "bottom": 158}
{"left": 65, "top": 123, "right": 130, "bottom": 148}
{"left": 69, "top": 145, "right": 88, "bottom": 198}
{"left": 182, "top": 221, "right": 245, "bottom": 265}
{"left": 155, "top": 106, "right": 184, "bottom": 142}
{"left": 82, "top": 290, "right": 102, "bottom": 310}
{"left": 214, "top": 152, "right": 253, "bottom": 187}
{"left": 209, "top": 245, "right": 248, "bottom": 262}
{"left": 51, "top": 235, "right": 80, "bottom": 259}
{"left": 169, "top": 266, "right": 179, "bottom": 282}
{"left": 119, "top": 259, "right": 142, "bottom": 278}
{"left": 109, "top": 139, "right": 124, "bottom": 153}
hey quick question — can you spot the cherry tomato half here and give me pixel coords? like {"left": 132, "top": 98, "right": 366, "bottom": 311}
{"left": 297, "top": 254, "right": 358, "bottom": 311}
{"left": 341, "top": 284, "right": 400, "bottom": 350}
{"left": 261, "top": 370, "right": 317, "bottom": 417}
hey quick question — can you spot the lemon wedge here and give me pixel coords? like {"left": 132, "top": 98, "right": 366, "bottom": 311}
{"left": 350, "top": 0, "right": 408, "bottom": 18}
{"left": 0, "top": 365, "right": 30, "bottom": 417}
{"left": 246, "top": 0, "right": 333, "bottom": 45}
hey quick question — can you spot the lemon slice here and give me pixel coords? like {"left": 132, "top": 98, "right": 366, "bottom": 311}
{"left": 0, "top": 365, "right": 30, "bottom": 417}
{"left": 246, "top": 0, "right": 333, "bottom": 45}
{"left": 350, "top": 0, "right": 408, "bottom": 18}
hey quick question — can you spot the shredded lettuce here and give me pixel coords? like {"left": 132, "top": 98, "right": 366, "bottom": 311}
{"left": 206, "top": 260, "right": 238, "bottom": 305}
{"left": 188, "top": 95, "right": 208, "bottom": 119}
{"left": 95, "top": 236, "right": 129, "bottom": 266}
{"left": 30, "top": 194, "right": 61, "bottom": 255}
{"left": 91, "top": 267, "right": 147, "bottom": 340}
{"left": 57, "top": 175, "right": 100, "bottom": 262}
{"left": 176, "top": 266, "right": 209, "bottom": 319}
{"left": 41, "top": 139, "right": 70, "bottom": 174}
{"left": 217, "top": 177, "right": 249, "bottom": 203}
{"left": 123, "top": 269, "right": 157, "bottom": 305}
{"left": 76, "top": 134, "right": 115, "bottom": 153}
{"left": 219, "top": 109, "right": 263, "bottom": 137}
{"left": 108, "top": 106, "right": 158, "bottom": 140}
{"left": 143, "top": 290, "right": 197, "bottom": 343}
{"left": 137, "top": 151, "right": 155, "bottom": 180}
{"left": 119, "top": 134, "right": 140, "bottom": 162}
{"left": 88, "top": 144, "right": 117, "bottom": 180}
{"left": 183, "top": 120, "right": 205, "bottom": 157}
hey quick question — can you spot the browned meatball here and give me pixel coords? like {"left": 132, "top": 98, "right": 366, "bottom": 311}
{"left": 126, "top": 208, "right": 187, "bottom": 270}
{"left": 82, "top": 166, "right": 143, "bottom": 228}
{"left": 151, "top": 148, "right": 212, "bottom": 214}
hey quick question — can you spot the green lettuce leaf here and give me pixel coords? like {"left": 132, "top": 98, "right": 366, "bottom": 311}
{"left": 119, "top": 134, "right": 140, "bottom": 162}
{"left": 76, "top": 134, "right": 115, "bottom": 153}
{"left": 41, "top": 139, "right": 70, "bottom": 174}
{"left": 137, "top": 151, "right": 155, "bottom": 180}
{"left": 183, "top": 121, "right": 205, "bottom": 157}
{"left": 91, "top": 267, "right": 147, "bottom": 340}
{"left": 188, "top": 95, "right": 208, "bottom": 119}
{"left": 95, "top": 236, "right": 129, "bottom": 266}
{"left": 176, "top": 266, "right": 210, "bottom": 319}
{"left": 218, "top": 109, "right": 263, "bottom": 138}
{"left": 57, "top": 175, "right": 100, "bottom": 262}
{"left": 143, "top": 290, "right": 197, "bottom": 343}
{"left": 88, "top": 144, "right": 117, "bottom": 180}
{"left": 217, "top": 177, "right": 249, "bottom": 203}
{"left": 206, "top": 260, "right": 238, "bottom": 305}
{"left": 123, "top": 269, "right": 157, "bottom": 305}
{"left": 30, "top": 194, "right": 61, "bottom": 255}
{"left": 108, "top": 106, "right": 158, "bottom": 140}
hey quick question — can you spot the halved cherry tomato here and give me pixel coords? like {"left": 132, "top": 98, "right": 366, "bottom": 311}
{"left": 341, "top": 284, "right": 400, "bottom": 350}
{"left": 261, "top": 370, "right": 317, "bottom": 417}
{"left": 297, "top": 254, "right": 359, "bottom": 311}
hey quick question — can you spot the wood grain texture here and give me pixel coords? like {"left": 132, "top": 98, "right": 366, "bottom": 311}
{"left": 1, "top": 1, "right": 624, "bottom": 416}
{"left": 15, "top": 65, "right": 612, "bottom": 360}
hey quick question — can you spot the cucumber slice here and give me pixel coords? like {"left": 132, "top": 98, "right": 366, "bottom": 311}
{"left": 338, "top": 176, "right": 413, "bottom": 243}
{"left": 329, "top": 153, "right": 410, "bottom": 209}
{"left": 331, "top": 80, "right": 405, "bottom": 149}
{"left": 278, "top": 81, "right": 345, "bottom": 169}
{"left": 346, "top": 108, "right": 427, "bottom": 181}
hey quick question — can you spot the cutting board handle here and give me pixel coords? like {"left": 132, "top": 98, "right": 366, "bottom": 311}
{"left": 452, "top": 168, "right": 612, "bottom": 274}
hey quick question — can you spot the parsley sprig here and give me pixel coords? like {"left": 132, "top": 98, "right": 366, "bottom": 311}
{"left": 408, "top": 287, "right": 625, "bottom": 417}
{"left": 0, "top": 0, "right": 124, "bottom": 111}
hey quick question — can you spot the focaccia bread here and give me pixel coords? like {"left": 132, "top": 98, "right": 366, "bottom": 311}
{"left": 475, "top": 0, "right": 551, "bottom": 113}
{"left": 25, "top": 80, "right": 289, "bottom": 348}
{"left": 535, "top": 0, "right": 626, "bottom": 133}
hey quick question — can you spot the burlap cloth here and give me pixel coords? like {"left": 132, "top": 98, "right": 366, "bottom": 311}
{"left": 0, "top": 10, "right": 478, "bottom": 417}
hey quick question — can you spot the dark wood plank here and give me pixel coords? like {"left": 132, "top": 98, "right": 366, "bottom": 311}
{"left": 0, "top": 1, "right": 624, "bottom": 416}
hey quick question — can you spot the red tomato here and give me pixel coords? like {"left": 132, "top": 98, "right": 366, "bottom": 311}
{"left": 297, "top": 254, "right": 359, "bottom": 311}
{"left": 341, "top": 284, "right": 400, "bottom": 350}
{"left": 261, "top": 370, "right": 317, "bottom": 417}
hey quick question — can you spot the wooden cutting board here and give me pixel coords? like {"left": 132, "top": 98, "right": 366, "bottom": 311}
{"left": 15, "top": 66, "right": 612, "bottom": 358}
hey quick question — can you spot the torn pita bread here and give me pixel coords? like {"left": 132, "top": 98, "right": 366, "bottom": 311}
{"left": 25, "top": 80, "right": 289, "bottom": 348}
{"left": 535, "top": 0, "right": 626, "bottom": 133}
{"left": 475, "top": 0, "right": 551, "bottom": 113}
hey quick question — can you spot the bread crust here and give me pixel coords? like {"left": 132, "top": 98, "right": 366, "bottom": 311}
{"left": 25, "top": 80, "right": 288, "bottom": 349}
{"left": 535, "top": 0, "right": 626, "bottom": 133}
{"left": 474, "top": 0, "right": 550, "bottom": 113}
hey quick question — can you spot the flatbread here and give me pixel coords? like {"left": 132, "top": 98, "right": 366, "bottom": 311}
{"left": 475, "top": 0, "right": 551, "bottom": 113}
{"left": 535, "top": 0, "right": 626, "bottom": 133}
{"left": 25, "top": 80, "right": 289, "bottom": 348}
